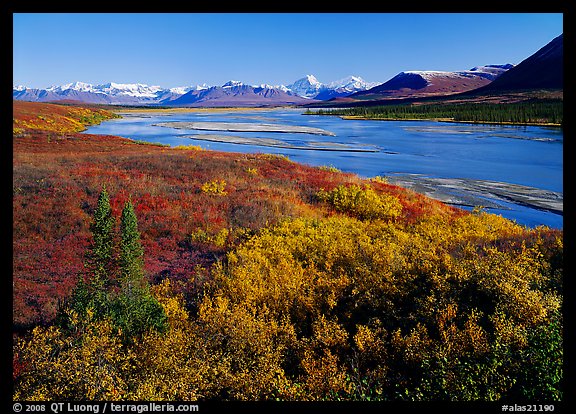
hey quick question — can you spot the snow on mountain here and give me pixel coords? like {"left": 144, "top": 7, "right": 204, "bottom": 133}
{"left": 326, "top": 75, "right": 379, "bottom": 92}
{"left": 287, "top": 75, "right": 323, "bottom": 99}
{"left": 466, "top": 64, "right": 515, "bottom": 80}
{"left": 95, "top": 83, "right": 164, "bottom": 98}
{"left": 44, "top": 82, "right": 166, "bottom": 98}
{"left": 254, "top": 84, "right": 291, "bottom": 93}
{"left": 169, "top": 84, "right": 209, "bottom": 94}
{"left": 47, "top": 81, "right": 99, "bottom": 93}
{"left": 286, "top": 74, "right": 378, "bottom": 99}
{"left": 222, "top": 80, "right": 244, "bottom": 88}
{"left": 401, "top": 65, "right": 514, "bottom": 85}
{"left": 13, "top": 74, "right": 382, "bottom": 105}
{"left": 165, "top": 82, "right": 313, "bottom": 107}
{"left": 348, "top": 64, "right": 514, "bottom": 101}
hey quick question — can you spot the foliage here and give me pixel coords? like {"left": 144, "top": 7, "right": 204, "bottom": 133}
{"left": 13, "top": 101, "right": 119, "bottom": 134}
{"left": 13, "top": 101, "right": 563, "bottom": 401}
{"left": 119, "top": 199, "right": 145, "bottom": 289}
{"left": 87, "top": 186, "right": 115, "bottom": 291}
{"left": 317, "top": 184, "right": 403, "bottom": 220}
{"left": 200, "top": 179, "right": 228, "bottom": 196}
{"left": 370, "top": 175, "right": 388, "bottom": 184}
{"left": 56, "top": 190, "right": 166, "bottom": 341}
{"left": 200, "top": 214, "right": 562, "bottom": 401}
{"left": 319, "top": 165, "right": 341, "bottom": 173}
{"left": 14, "top": 314, "right": 133, "bottom": 400}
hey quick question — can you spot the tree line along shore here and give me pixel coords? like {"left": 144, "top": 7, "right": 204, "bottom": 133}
{"left": 305, "top": 100, "right": 563, "bottom": 127}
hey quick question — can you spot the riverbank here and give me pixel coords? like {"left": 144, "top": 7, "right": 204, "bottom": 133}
{"left": 306, "top": 99, "right": 563, "bottom": 127}
{"left": 337, "top": 115, "right": 562, "bottom": 128}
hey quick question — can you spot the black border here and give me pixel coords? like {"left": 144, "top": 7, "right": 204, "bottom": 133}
{"left": 6, "top": 5, "right": 573, "bottom": 413}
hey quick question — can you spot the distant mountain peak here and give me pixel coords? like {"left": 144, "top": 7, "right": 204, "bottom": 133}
{"left": 286, "top": 74, "right": 377, "bottom": 99}
{"left": 222, "top": 80, "right": 244, "bottom": 88}
{"left": 305, "top": 74, "right": 320, "bottom": 84}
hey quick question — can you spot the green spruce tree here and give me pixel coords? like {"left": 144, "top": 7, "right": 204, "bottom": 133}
{"left": 111, "top": 198, "right": 166, "bottom": 341}
{"left": 119, "top": 198, "right": 145, "bottom": 294}
{"left": 88, "top": 186, "right": 115, "bottom": 291}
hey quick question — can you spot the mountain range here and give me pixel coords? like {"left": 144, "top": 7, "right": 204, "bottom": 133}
{"left": 470, "top": 33, "right": 563, "bottom": 93}
{"left": 11, "top": 68, "right": 508, "bottom": 107}
{"left": 13, "top": 75, "right": 379, "bottom": 107}
{"left": 12, "top": 65, "right": 512, "bottom": 107}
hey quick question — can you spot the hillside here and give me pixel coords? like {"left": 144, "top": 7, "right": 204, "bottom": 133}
{"left": 473, "top": 34, "right": 563, "bottom": 92}
{"left": 345, "top": 65, "right": 512, "bottom": 101}
{"left": 12, "top": 101, "right": 563, "bottom": 401}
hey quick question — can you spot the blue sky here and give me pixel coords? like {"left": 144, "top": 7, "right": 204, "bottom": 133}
{"left": 13, "top": 13, "right": 563, "bottom": 88}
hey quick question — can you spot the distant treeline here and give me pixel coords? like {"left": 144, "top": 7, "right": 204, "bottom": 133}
{"left": 307, "top": 100, "right": 563, "bottom": 125}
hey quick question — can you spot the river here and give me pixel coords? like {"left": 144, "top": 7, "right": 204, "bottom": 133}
{"left": 83, "top": 108, "right": 563, "bottom": 229}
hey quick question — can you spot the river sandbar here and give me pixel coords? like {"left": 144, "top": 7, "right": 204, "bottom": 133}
{"left": 154, "top": 121, "right": 336, "bottom": 136}
{"left": 182, "top": 134, "right": 378, "bottom": 152}
{"left": 386, "top": 174, "right": 563, "bottom": 215}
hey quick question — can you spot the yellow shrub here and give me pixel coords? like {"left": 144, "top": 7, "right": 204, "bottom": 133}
{"left": 317, "top": 184, "right": 402, "bottom": 220}
{"left": 200, "top": 179, "right": 228, "bottom": 196}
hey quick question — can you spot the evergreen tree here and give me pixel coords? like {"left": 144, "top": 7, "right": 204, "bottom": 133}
{"left": 119, "top": 198, "right": 145, "bottom": 294}
{"left": 87, "top": 186, "right": 115, "bottom": 291}
{"left": 111, "top": 198, "right": 166, "bottom": 341}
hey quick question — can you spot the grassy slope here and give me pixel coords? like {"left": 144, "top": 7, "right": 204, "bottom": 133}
{"left": 13, "top": 101, "right": 457, "bottom": 327}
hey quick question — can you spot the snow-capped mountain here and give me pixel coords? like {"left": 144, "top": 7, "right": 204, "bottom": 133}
{"left": 285, "top": 74, "right": 379, "bottom": 100}
{"left": 222, "top": 80, "right": 244, "bottom": 88}
{"left": 166, "top": 82, "right": 312, "bottom": 107}
{"left": 347, "top": 64, "right": 514, "bottom": 101}
{"left": 286, "top": 75, "right": 324, "bottom": 99}
{"left": 47, "top": 81, "right": 96, "bottom": 93}
{"left": 326, "top": 75, "right": 380, "bottom": 92}
{"left": 466, "top": 64, "right": 515, "bottom": 80}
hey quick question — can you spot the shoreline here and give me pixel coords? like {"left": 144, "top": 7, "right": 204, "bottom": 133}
{"left": 336, "top": 115, "right": 562, "bottom": 128}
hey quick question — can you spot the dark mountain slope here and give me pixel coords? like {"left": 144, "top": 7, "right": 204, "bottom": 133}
{"left": 473, "top": 34, "right": 563, "bottom": 92}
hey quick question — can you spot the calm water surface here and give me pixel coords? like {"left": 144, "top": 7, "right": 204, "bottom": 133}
{"left": 84, "top": 108, "right": 563, "bottom": 228}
